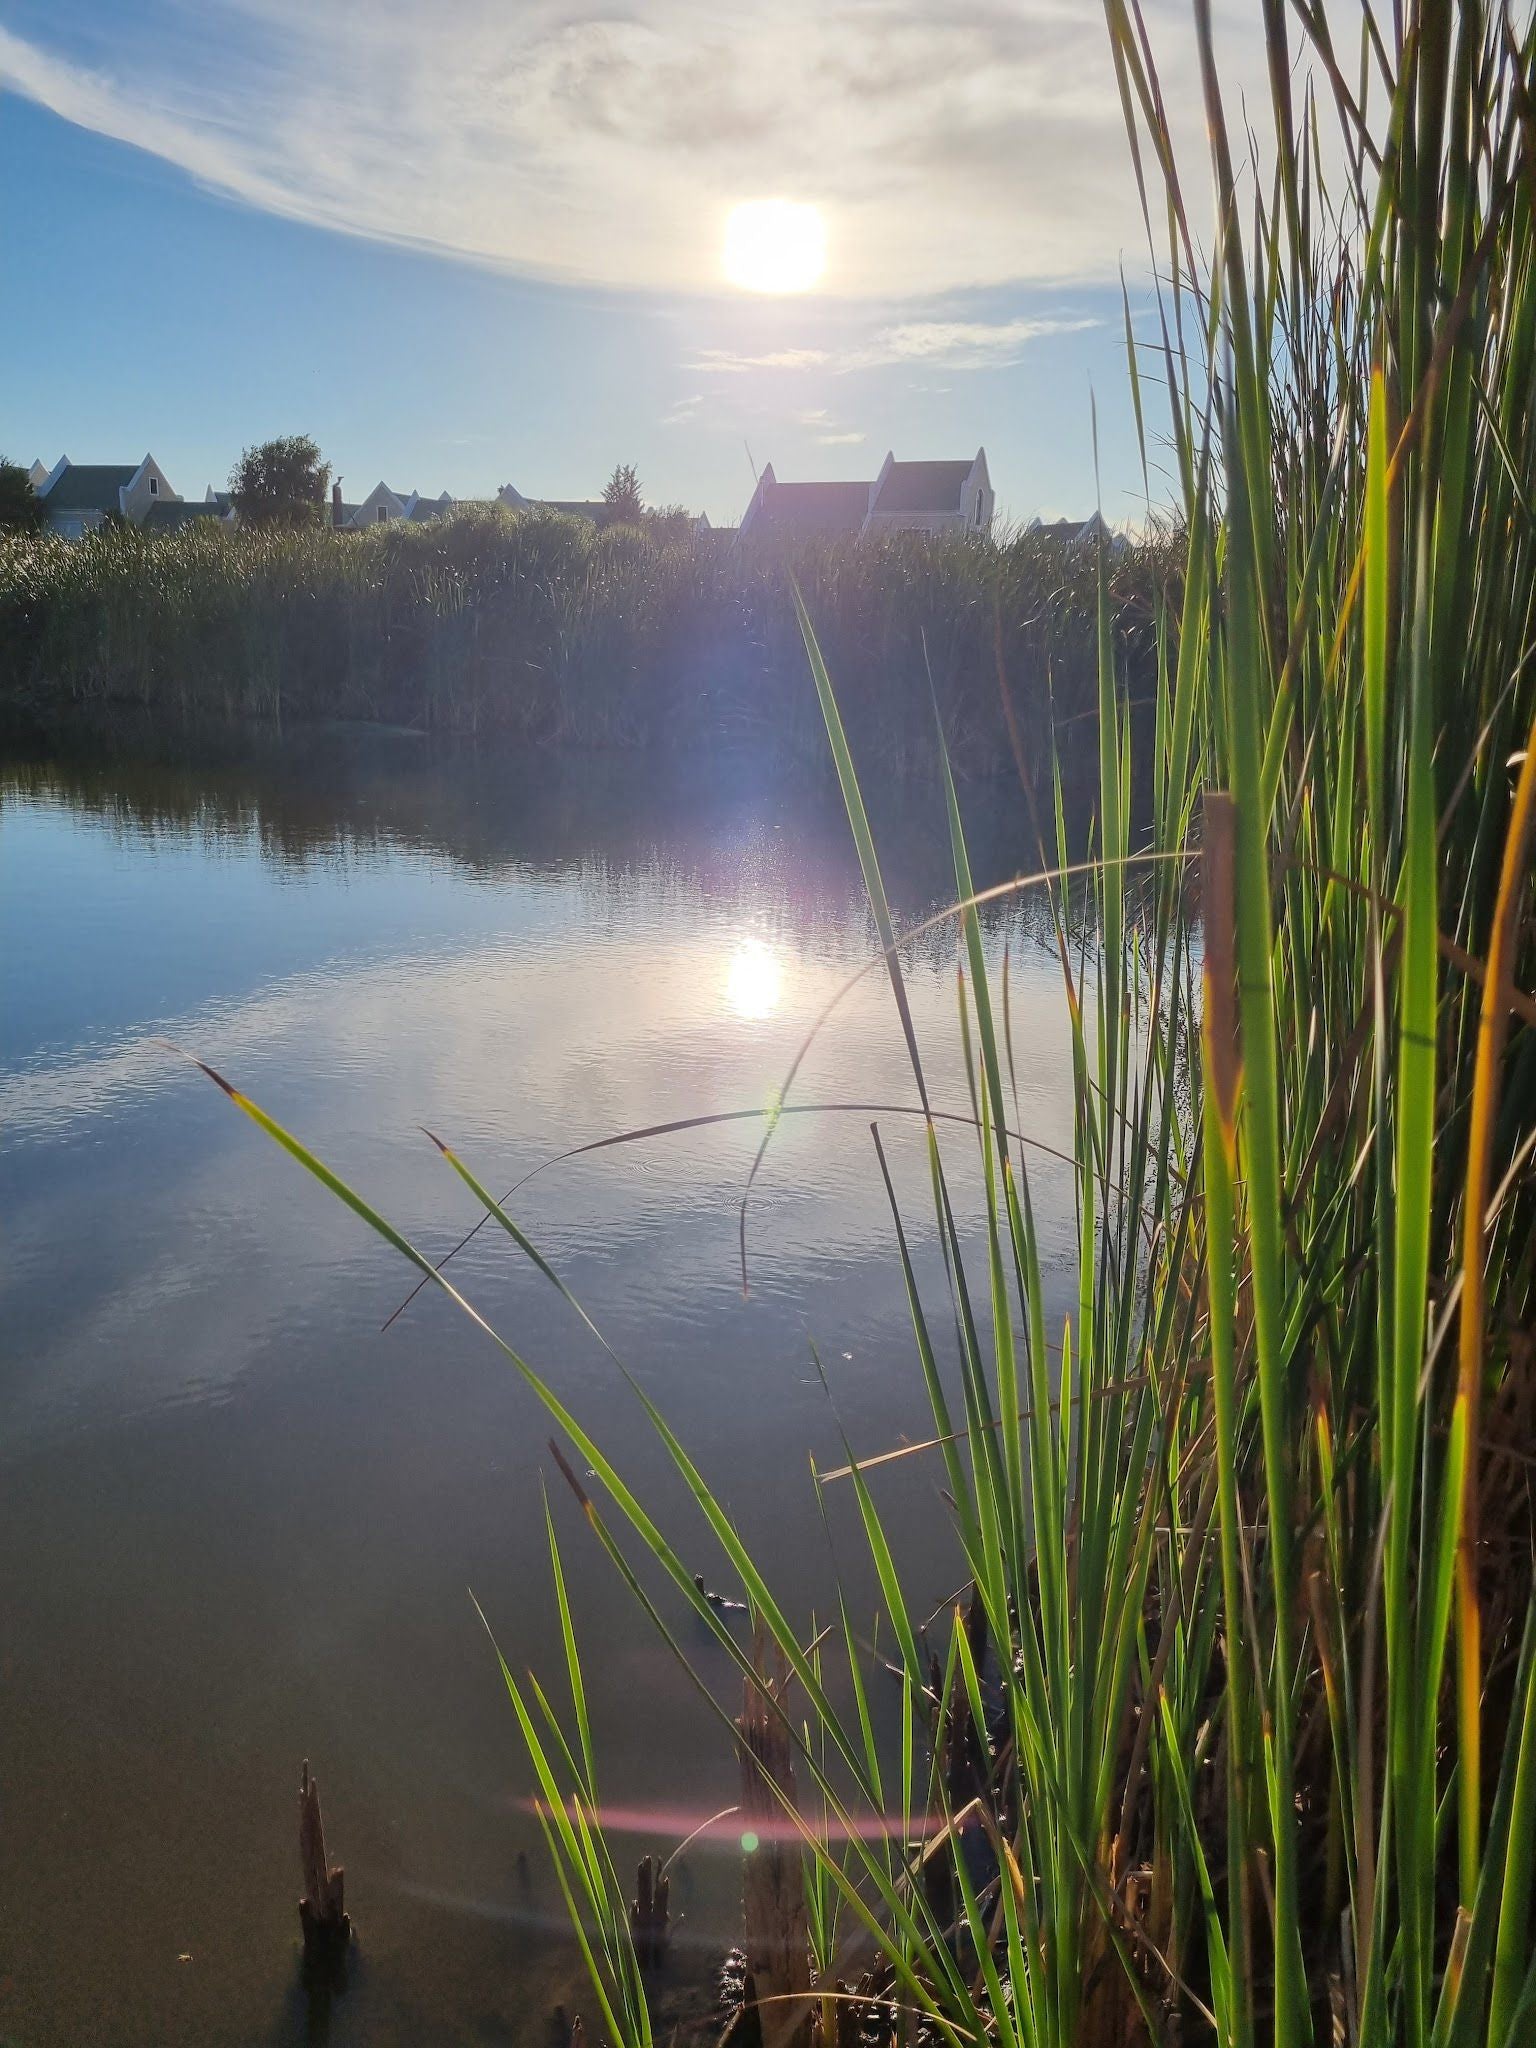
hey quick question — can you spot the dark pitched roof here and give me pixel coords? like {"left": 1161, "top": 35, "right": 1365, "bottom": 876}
{"left": 1029, "top": 514, "right": 1110, "bottom": 545}
{"left": 870, "top": 459, "right": 973, "bottom": 515}
{"left": 43, "top": 464, "right": 137, "bottom": 512}
{"left": 752, "top": 480, "right": 870, "bottom": 536}
{"left": 407, "top": 497, "right": 452, "bottom": 522}
{"left": 141, "top": 500, "right": 224, "bottom": 533}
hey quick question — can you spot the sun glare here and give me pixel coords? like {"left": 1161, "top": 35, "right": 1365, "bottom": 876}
{"left": 725, "top": 938, "right": 783, "bottom": 1020}
{"left": 723, "top": 200, "right": 827, "bottom": 294}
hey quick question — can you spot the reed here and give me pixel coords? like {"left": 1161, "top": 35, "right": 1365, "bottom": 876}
{"left": 0, "top": 512, "right": 1166, "bottom": 776}
{"left": 188, "top": 1, "right": 1536, "bottom": 2042}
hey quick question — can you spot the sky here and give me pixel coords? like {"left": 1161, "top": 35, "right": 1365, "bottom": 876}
{"left": 0, "top": 2, "right": 1273, "bottom": 528}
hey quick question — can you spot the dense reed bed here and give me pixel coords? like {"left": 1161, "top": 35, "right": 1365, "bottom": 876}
{"left": 189, "top": 1, "right": 1535, "bottom": 2043}
{"left": 0, "top": 514, "right": 1170, "bottom": 776}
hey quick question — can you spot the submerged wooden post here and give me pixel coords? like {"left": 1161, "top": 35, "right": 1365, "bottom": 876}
{"left": 630, "top": 1852, "right": 670, "bottom": 1967}
{"left": 736, "top": 1628, "right": 812, "bottom": 2048}
{"left": 298, "top": 1761, "right": 352, "bottom": 1963}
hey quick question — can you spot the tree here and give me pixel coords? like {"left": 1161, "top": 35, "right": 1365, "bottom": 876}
{"left": 229, "top": 435, "right": 331, "bottom": 529}
{"left": 0, "top": 457, "right": 46, "bottom": 533}
{"left": 599, "top": 463, "right": 644, "bottom": 527}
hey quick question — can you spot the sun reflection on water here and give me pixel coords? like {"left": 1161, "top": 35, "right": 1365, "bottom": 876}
{"left": 725, "top": 937, "right": 783, "bottom": 1019}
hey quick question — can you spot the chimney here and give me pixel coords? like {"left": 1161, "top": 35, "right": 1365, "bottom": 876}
{"left": 332, "top": 479, "right": 344, "bottom": 530}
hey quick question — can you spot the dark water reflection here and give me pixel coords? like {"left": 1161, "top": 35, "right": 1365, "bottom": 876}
{"left": 1, "top": 726, "right": 1084, "bottom": 2047}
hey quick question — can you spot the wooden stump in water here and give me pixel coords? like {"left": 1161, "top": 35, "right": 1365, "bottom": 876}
{"left": 718, "top": 1965, "right": 764, "bottom": 2048}
{"left": 630, "top": 1852, "right": 671, "bottom": 1967}
{"left": 736, "top": 1628, "right": 812, "bottom": 2048}
{"left": 297, "top": 1761, "right": 352, "bottom": 1965}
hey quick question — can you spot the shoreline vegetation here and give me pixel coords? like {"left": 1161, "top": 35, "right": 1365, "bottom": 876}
{"left": 0, "top": 516, "right": 1173, "bottom": 776}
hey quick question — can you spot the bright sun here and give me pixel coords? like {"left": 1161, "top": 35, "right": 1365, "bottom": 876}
{"left": 725, "top": 938, "right": 783, "bottom": 1020}
{"left": 723, "top": 200, "right": 827, "bottom": 294}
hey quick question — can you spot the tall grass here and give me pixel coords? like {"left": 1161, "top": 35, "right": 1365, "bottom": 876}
{"left": 188, "top": 2, "right": 1535, "bottom": 2043}
{"left": 0, "top": 513, "right": 1169, "bottom": 776}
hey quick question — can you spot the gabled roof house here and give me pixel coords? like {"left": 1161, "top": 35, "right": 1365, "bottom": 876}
{"left": 30, "top": 453, "right": 196, "bottom": 539}
{"left": 865, "top": 451, "right": 992, "bottom": 536}
{"left": 141, "top": 499, "right": 229, "bottom": 535}
{"left": 1025, "top": 511, "right": 1126, "bottom": 555}
{"left": 340, "top": 482, "right": 456, "bottom": 528}
{"left": 498, "top": 483, "right": 605, "bottom": 518}
{"left": 738, "top": 449, "right": 992, "bottom": 545}
{"left": 494, "top": 485, "right": 709, "bottom": 534}
{"left": 493, "top": 486, "right": 617, "bottom": 522}
{"left": 737, "top": 472, "right": 871, "bottom": 543}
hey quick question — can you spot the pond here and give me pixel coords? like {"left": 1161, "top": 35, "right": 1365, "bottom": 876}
{"left": 0, "top": 726, "right": 1084, "bottom": 2047}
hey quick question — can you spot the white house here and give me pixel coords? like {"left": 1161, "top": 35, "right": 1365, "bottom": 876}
{"left": 495, "top": 486, "right": 713, "bottom": 534}
{"left": 737, "top": 467, "right": 871, "bottom": 544}
{"left": 1025, "top": 511, "right": 1127, "bottom": 556}
{"left": 340, "top": 482, "right": 456, "bottom": 528}
{"left": 30, "top": 453, "right": 182, "bottom": 538}
{"left": 493, "top": 486, "right": 617, "bottom": 522}
{"left": 738, "top": 448, "right": 993, "bottom": 545}
{"left": 337, "top": 483, "right": 613, "bottom": 530}
{"left": 864, "top": 450, "right": 992, "bottom": 537}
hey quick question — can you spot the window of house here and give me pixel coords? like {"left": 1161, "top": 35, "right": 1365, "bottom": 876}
{"left": 149, "top": 477, "right": 159, "bottom": 496}
{"left": 377, "top": 504, "right": 388, "bottom": 522}
{"left": 975, "top": 495, "right": 984, "bottom": 526}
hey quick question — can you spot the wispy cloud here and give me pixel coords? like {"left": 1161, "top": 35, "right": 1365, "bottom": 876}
{"left": 785, "top": 404, "right": 864, "bottom": 445}
{"left": 688, "top": 313, "right": 1099, "bottom": 375}
{"left": 876, "top": 316, "right": 1100, "bottom": 366}
{"left": 0, "top": 4, "right": 1271, "bottom": 298}
{"left": 661, "top": 393, "right": 705, "bottom": 425}
{"left": 691, "top": 348, "right": 834, "bottom": 374}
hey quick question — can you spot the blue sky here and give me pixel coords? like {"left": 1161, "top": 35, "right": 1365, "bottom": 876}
{"left": 0, "top": 3, "right": 1265, "bottom": 526}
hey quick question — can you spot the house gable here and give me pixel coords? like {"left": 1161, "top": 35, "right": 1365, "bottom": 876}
{"left": 869, "top": 458, "right": 972, "bottom": 515}
{"left": 739, "top": 463, "right": 873, "bottom": 543}
{"left": 342, "top": 484, "right": 461, "bottom": 528}
{"left": 119, "top": 454, "right": 179, "bottom": 523}
{"left": 1025, "top": 510, "right": 1121, "bottom": 552}
{"left": 863, "top": 448, "right": 991, "bottom": 537}
{"left": 349, "top": 482, "right": 409, "bottom": 527}
{"left": 741, "top": 449, "right": 993, "bottom": 544}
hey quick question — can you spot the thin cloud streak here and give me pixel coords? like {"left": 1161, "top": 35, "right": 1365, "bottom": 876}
{"left": 688, "top": 314, "right": 1101, "bottom": 376}
{"left": 0, "top": 3, "right": 1273, "bottom": 298}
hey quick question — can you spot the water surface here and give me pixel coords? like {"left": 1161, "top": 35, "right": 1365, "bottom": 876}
{"left": 1, "top": 728, "right": 1081, "bottom": 2046}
